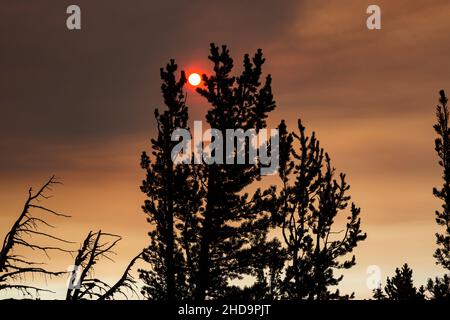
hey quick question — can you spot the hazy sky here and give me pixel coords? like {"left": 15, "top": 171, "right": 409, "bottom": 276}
{"left": 1, "top": 0, "right": 450, "bottom": 299}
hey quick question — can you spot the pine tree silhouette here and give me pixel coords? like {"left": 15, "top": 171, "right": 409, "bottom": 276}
{"left": 426, "top": 274, "right": 450, "bottom": 300}
{"left": 139, "top": 45, "right": 278, "bottom": 301}
{"left": 433, "top": 89, "right": 450, "bottom": 270}
{"left": 139, "top": 60, "right": 202, "bottom": 300}
{"left": 426, "top": 89, "right": 450, "bottom": 300}
{"left": 139, "top": 44, "right": 367, "bottom": 301}
{"left": 372, "top": 286, "right": 386, "bottom": 300}
{"left": 383, "top": 263, "right": 425, "bottom": 300}
{"left": 193, "top": 44, "right": 277, "bottom": 300}
{"left": 276, "top": 120, "right": 366, "bottom": 299}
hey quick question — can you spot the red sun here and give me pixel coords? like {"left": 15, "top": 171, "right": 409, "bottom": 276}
{"left": 188, "top": 73, "right": 201, "bottom": 86}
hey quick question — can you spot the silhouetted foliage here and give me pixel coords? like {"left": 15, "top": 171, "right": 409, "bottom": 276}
{"left": 0, "top": 176, "right": 72, "bottom": 296}
{"left": 433, "top": 89, "right": 450, "bottom": 271}
{"left": 141, "top": 45, "right": 275, "bottom": 300}
{"left": 193, "top": 44, "right": 277, "bottom": 299}
{"left": 226, "top": 231, "right": 287, "bottom": 300}
{"left": 381, "top": 264, "right": 425, "bottom": 300}
{"left": 427, "top": 89, "right": 450, "bottom": 300}
{"left": 276, "top": 120, "right": 367, "bottom": 299}
{"left": 426, "top": 274, "right": 450, "bottom": 300}
{"left": 139, "top": 44, "right": 279, "bottom": 300}
{"left": 372, "top": 286, "right": 386, "bottom": 300}
{"left": 139, "top": 59, "right": 203, "bottom": 300}
{"left": 139, "top": 44, "right": 369, "bottom": 301}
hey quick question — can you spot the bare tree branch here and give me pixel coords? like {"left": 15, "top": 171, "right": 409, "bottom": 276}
{"left": 66, "top": 231, "right": 122, "bottom": 300}
{"left": 99, "top": 251, "right": 143, "bottom": 300}
{"left": 0, "top": 176, "right": 73, "bottom": 297}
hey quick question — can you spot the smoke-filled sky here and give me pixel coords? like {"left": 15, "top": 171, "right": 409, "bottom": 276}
{"left": 1, "top": 0, "right": 450, "bottom": 299}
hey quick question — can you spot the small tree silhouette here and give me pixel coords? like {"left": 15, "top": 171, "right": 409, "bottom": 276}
{"left": 372, "top": 286, "right": 386, "bottom": 300}
{"left": 383, "top": 264, "right": 425, "bottom": 300}
{"left": 427, "top": 274, "right": 450, "bottom": 300}
{"left": 0, "top": 176, "right": 72, "bottom": 296}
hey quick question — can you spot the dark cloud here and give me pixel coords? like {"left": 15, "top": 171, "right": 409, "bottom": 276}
{"left": 0, "top": 0, "right": 297, "bottom": 142}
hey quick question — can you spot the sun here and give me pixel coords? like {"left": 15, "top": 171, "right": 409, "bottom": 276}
{"left": 188, "top": 73, "right": 201, "bottom": 86}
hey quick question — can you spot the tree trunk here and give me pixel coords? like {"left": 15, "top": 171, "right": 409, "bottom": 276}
{"left": 195, "top": 166, "right": 217, "bottom": 300}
